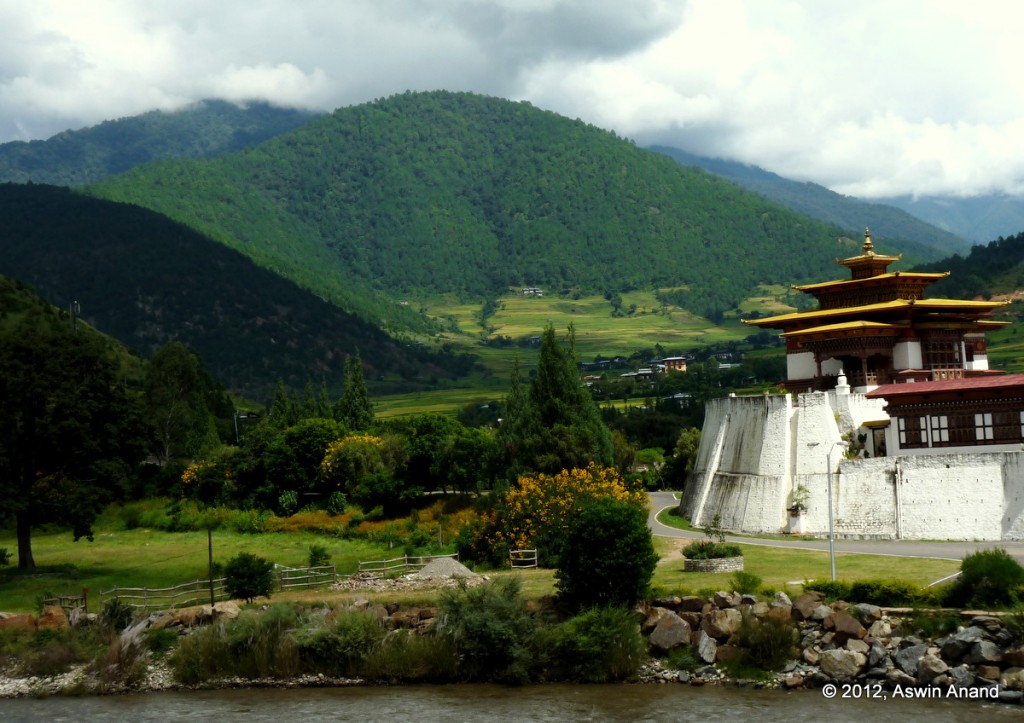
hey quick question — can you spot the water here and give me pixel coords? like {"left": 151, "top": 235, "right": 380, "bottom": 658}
{"left": 0, "top": 684, "right": 1018, "bottom": 722}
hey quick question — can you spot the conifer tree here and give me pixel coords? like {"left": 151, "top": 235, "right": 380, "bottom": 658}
{"left": 335, "top": 353, "right": 375, "bottom": 431}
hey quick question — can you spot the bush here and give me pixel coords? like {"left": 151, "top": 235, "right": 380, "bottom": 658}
{"left": 682, "top": 541, "right": 743, "bottom": 560}
{"left": 224, "top": 552, "right": 275, "bottom": 604}
{"left": 555, "top": 496, "right": 658, "bottom": 610}
{"left": 308, "top": 544, "right": 331, "bottom": 568}
{"left": 732, "top": 610, "right": 799, "bottom": 672}
{"left": 325, "top": 490, "right": 347, "bottom": 516}
{"left": 944, "top": 548, "right": 1024, "bottom": 609}
{"left": 101, "top": 598, "right": 136, "bottom": 631}
{"left": 294, "top": 609, "right": 385, "bottom": 676}
{"left": 437, "top": 577, "right": 537, "bottom": 684}
{"left": 730, "top": 571, "right": 762, "bottom": 595}
{"left": 277, "top": 490, "right": 299, "bottom": 517}
{"left": 540, "top": 606, "right": 646, "bottom": 682}
{"left": 0, "top": 547, "right": 10, "bottom": 566}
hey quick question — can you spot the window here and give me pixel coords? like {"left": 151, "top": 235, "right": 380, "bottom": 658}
{"left": 929, "top": 415, "right": 949, "bottom": 444}
{"left": 898, "top": 416, "right": 927, "bottom": 449}
{"left": 975, "top": 413, "right": 993, "bottom": 442}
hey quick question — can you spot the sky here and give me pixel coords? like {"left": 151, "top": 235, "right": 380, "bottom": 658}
{"left": 2, "top": 0, "right": 1024, "bottom": 199}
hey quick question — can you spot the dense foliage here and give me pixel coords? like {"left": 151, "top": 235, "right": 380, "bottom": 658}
{"left": 224, "top": 552, "right": 275, "bottom": 604}
{"left": 0, "top": 185, "right": 473, "bottom": 399}
{"left": 554, "top": 496, "right": 658, "bottom": 610}
{"left": 91, "top": 91, "right": 864, "bottom": 323}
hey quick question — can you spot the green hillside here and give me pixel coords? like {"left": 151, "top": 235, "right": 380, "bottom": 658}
{"left": 89, "top": 91, "right": 920, "bottom": 327}
{"left": 650, "top": 145, "right": 969, "bottom": 258}
{"left": 0, "top": 100, "right": 318, "bottom": 186}
{"left": 0, "top": 184, "right": 476, "bottom": 401}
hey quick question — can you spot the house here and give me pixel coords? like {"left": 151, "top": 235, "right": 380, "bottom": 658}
{"left": 679, "top": 230, "right": 1024, "bottom": 541}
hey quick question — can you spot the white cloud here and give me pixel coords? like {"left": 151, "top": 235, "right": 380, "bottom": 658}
{"left": 1, "top": 0, "right": 1023, "bottom": 198}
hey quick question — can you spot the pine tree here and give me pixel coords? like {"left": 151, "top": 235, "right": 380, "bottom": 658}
{"left": 334, "top": 353, "right": 375, "bottom": 431}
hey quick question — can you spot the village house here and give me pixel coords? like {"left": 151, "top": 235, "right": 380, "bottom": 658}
{"left": 680, "top": 230, "right": 1024, "bottom": 541}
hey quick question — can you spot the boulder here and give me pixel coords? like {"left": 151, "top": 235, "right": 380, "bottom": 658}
{"left": 948, "top": 664, "right": 975, "bottom": 688}
{"left": 1000, "top": 667, "right": 1024, "bottom": 691}
{"left": 810, "top": 605, "right": 832, "bottom": 621}
{"left": 976, "top": 665, "right": 1001, "bottom": 682}
{"left": 1004, "top": 645, "right": 1024, "bottom": 668}
{"left": 713, "top": 591, "right": 741, "bottom": 609}
{"left": 643, "top": 606, "right": 675, "bottom": 635}
{"left": 0, "top": 614, "right": 35, "bottom": 630}
{"left": 827, "top": 611, "right": 866, "bottom": 645}
{"left": 940, "top": 626, "right": 985, "bottom": 661}
{"left": 791, "top": 592, "right": 823, "bottom": 621}
{"left": 649, "top": 612, "right": 692, "bottom": 653}
{"left": 845, "top": 639, "right": 870, "bottom": 655}
{"left": 892, "top": 643, "right": 928, "bottom": 676}
{"left": 694, "top": 629, "right": 718, "bottom": 664}
{"left": 964, "top": 640, "right": 1004, "bottom": 666}
{"left": 679, "top": 596, "right": 707, "bottom": 613}
{"left": 916, "top": 653, "right": 949, "bottom": 684}
{"left": 715, "top": 644, "right": 742, "bottom": 664}
{"left": 652, "top": 595, "right": 682, "bottom": 610}
{"left": 772, "top": 591, "right": 792, "bottom": 607}
{"left": 866, "top": 620, "right": 891, "bottom": 639}
{"left": 37, "top": 605, "right": 69, "bottom": 630}
{"left": 802, "top": 646, "right": 820, "bottom": 665}
{"left": 854, "top": 604, "right": 882, "bottom": 624}
{"left": 819, "top": 648, "right": 866, "bottom": 681}
{"left": 701, "top": 608, "right": 742, "bottom": 639}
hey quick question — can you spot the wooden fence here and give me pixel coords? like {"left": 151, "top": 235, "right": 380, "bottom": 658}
{"left": 101, "top": 564, "right": 337, "bottom": 612}
{"left": 510, "top": 549, "right": 538, "bottom": 568}
{"left": 357, "top": 553, "right": 458, "bottom": 577}
{"left": 42, "top": 589, "right": 89, "bottom": 613}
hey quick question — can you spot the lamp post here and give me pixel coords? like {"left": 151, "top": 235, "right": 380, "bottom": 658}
{"left": 826, "top": 440, "right": 849, "bottom": 581}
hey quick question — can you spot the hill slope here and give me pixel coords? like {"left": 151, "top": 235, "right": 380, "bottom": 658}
{"left": 649, "top": 145, "right": 971, "bottom": 258}
{"left": 89, "top": 91, "right": 933, "bottom": 324}
{"left": 875, "top": 193, "right": 1024, "bottom": 245}
{"left": 0, "top": 183, "right": 474, "bottom": 400}
{"left": 0, "top": 100, "right": 319, "bottom": 186}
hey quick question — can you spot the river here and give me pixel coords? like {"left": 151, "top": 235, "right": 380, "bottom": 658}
{"left": 0, "top": 684, "right": 1018, "bottom": 722}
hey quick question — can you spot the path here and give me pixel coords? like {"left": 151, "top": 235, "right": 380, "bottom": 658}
{"left": 648, "top": 491, "right": 1024, "bottom": 564}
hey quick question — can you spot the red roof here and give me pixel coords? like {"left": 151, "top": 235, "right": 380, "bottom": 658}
{"left": 866, "top": 373, "right": 1024, "bottom": 399}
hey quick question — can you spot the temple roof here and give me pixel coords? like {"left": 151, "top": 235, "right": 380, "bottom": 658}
{"left": 793, "top": 270, "right": 949, "bottom": 293}
{"left": 837, "top": 228, "right": 902, "bottom": 279}
{"left": 745, "top": 297, "right": 1009, "bottom": 329}
{"left": 866, "top": 373, "right": 1024, "bottom": 399}
{"left": 780, "top": 320, "right": 904, "bottom": 338}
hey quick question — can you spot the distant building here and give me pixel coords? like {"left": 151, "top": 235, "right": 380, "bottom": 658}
{"left": 681, "top": 230, "right": 1024, "bottom": 541}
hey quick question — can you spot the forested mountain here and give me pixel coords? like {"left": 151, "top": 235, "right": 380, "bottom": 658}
{"left": 89, "top": 91, "right": 934, "bottom": 325}
{"left": 0, "top": 100, "right": 318, "bottom": 186}
{"left": 0, "top": 184, "right": 476, "bottom": 400}
{"left": 649, "top": 145, "right": 971, "bottom": 258}
{"left": 921, "top": 230, "right": 1024, "bottom": 299}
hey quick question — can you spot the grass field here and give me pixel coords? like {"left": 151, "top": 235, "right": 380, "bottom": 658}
{"left": 0, "top": 513, "right": 962, "bottom": 613}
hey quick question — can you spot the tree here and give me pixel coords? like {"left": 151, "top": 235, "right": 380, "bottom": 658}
{"left": 224, "top": 552, "right": 274, "bottom": 604}
{"left": 334, "top": 353, "right": 375, "bottom": 431}
{"left": 555, "top": 496, "right": 658, "bottom": 610}
{"left": 0, "top": 319, "right": 148, "bottom": 569}
{"left": 500, "top": 325, "right": 614, "bottom": 475}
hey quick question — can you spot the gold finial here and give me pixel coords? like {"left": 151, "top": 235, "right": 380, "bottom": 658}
{"left": 863, "top": 227, "right": 873, "bottom": 254}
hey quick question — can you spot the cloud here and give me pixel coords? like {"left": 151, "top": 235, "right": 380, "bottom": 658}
{"left": 1, "top": 0, "right": 1023, "bottom": 198}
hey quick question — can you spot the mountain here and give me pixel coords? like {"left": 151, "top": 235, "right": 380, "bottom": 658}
{"left": 920, "top": 230, "right": 1024, "bottom": 299}
{"left": 873, "top": 194, "right": 1024, "bottom": 245}
{"left": 88, "top": 91, "right": 944, "bottom": 325}
{"left": 0, "top": 99, "right": 319, "bottom": 186}
{"left": 0, "top": 183, "right": 476, "bottom": 401}
{"left": 649, "top": 146, "right": 972, "bottom": 258}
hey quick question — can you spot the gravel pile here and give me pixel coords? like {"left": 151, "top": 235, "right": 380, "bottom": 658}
{"left": 410, "top": 557, "right": 478, "bottom": 580}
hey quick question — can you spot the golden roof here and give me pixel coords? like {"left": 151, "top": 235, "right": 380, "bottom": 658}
{"left": 793, "top": 270, "right": 949, "bottom": 293}
{"left": 780, "top": 320, "right": 904, "bottom": 338}
{"left": 745, "top": 298, "right": 1009, "bottom": 328}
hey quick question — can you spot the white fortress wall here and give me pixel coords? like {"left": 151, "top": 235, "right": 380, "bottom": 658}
{"left": 824, "top": 457, "right": 897, "bottom": 538}
{"left": 787, "top": 351, "right": 815, "bottom": 381}
{"left": 1003, "top": 453, "right": 1024, "bottom": 538}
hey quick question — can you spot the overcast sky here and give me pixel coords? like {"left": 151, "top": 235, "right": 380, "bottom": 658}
{"left": 3, "top": 0, "right": 1023, "bottom": 199}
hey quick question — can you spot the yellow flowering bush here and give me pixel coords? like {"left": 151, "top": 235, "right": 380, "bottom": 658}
{"left": 463, "top": 464, "right": 647, "bottom": 566}
{"left": 181, "top": 458, "right": 234, "bottom": 505}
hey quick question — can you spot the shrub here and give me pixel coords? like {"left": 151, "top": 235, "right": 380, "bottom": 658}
{"left": 732, "top": 610, "right": 799, "bottom": 672}
{"left": 944, "top": 548, "right": 1024, "bottom": 609}
{"left": 277, "top": 490, "right": 299, "bottom": 517}
{"left": 682, "top": 541, "right": 743, "bottom": 560}
{"left": 437, "top": 577, "right": 537, "bottom": 684}
{"left": 326, "top": 490, "right": 348, "bottom": 516}
{"left": 555, "top": 497, "right": 658, "bottom": 610}
{"left": 540, "top": 606, "right": 646, "bottom": 682}
{"left": 294, "top": 609, "right": 385, "bottom": 676}
{"left": 0, "top": 547, "right": 10, "bottom": 566}
{"left": 730, "top": 571, "right": 763, "bottom": 595}
{"left": 308, "top": 544, "right": 331, "bottom": 568}
{"left": 224, "top": 552, "right": 275, "bottom": 604}
{"left": 101, "top": 597, "right": 136, "bottom": 631}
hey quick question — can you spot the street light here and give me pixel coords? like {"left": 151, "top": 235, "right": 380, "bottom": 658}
{"left": 826, "top": 440, "right": 849, "bottom": 581}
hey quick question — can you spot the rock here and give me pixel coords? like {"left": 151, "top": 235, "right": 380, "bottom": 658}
{"left": 916, "top": 653, "right": 948, "bottom": 684}
{"left": 767, "top": 606, "right": 791, "bottom": 623}
{"left": 643, "top": 606, "right": 675, "bottom": 635}
{"left": 866, "top": 620, "right": 891, "bottom": 639}
{"left": 791, "top": 592, "right": 823, "bottom": 621}
{"left": 827, "top": 611, "right": 866, "bottom": 645}
{"left": 810, "top": 605, "right": 832, "bottom": 621}
{"left": 652, "top": 595, "right": 682, "bottom": 610}
{"left": 679, "top": 596, "right": 707, "bottom": 612}
{"left": 649, "top": 612, "right": 692, "bottom": 653}
{"left": 773, "top": 591, "right": 792, "bottom": 607}
{"left": 967, "top": 615, "right": 1003, "bottom": 635}
{"left": 867, "top": 641, "right": 889, "bottom": 669}
{"left": 694, "top": 629, "right": 718, "bottom": 664}
{"left": 975, "top": 664, "right": 1001, "bottom": 682}
{"left": 213, "top": 601, "right": 241, "bottom": 620}
{"left": 854, "top": 604, "right": 882, "bottom": 624}
{"left": 783, "top": 674, "right": 805, "bottom": 689}
{"left": 1001, "top": 667, "right": 1024, "bottom": 691}
{"left": 713, "top": 591, "right": 740, "bottom": 609}
{"left": 886, "top": 668, "right": 917, "bottom": 687}
{"left": 999, "top": 690, "right": 1024, "bottom": 704}
{"left": 1005, "top": 646, "right": 1024, "bottom": 668}
{"left": 819, "top": 648, "right": 866, "bottom": 681}
{"left": 845, "top": 639, "right": 870, "bottom": 655}
{"left": 739, "top": 594, "right": 758, "bottom": 606}
{"left": 702, "top": 608, "right": 742, "bottom": 639}
{"left": 679, "top": 611, "right": 702, "bottom": 630}
{"left": 892, "top": 643, "right": 928, "bottom": 676}
{"left": 0, "top": 614, "right": 35, "bottom": 630}
{"left": 940, "top": 626, "right": 985, "bottom": 661}
{"left": 715, "top": 644, "right": 741, "bottom": 663}
{"left": 948, "top": 664, "right": 975, "bottom": 688}
{"left": 964, "top": 640, "right": 1003, "bottom": 666}
{"left": 37, "top": 605, "right": 69, "bottom": 630}
{"left": 748, "top": 601, "right": 769, "bottom": 617}
{"left": 802, "top": 647, "right": 820, "bottom": 665}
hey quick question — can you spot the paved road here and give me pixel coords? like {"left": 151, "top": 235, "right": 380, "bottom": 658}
{"left": 648, "top": 491, "right": 1024, "bottom": 564}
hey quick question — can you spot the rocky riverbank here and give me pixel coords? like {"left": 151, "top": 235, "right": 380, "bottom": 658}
{"left": 2, "top": 586, "right": 1023, "bottom": 704}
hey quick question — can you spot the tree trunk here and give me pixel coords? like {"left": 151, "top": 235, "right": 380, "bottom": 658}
{"left": 16, "top": 512, "right": 34, "bottom": 570}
